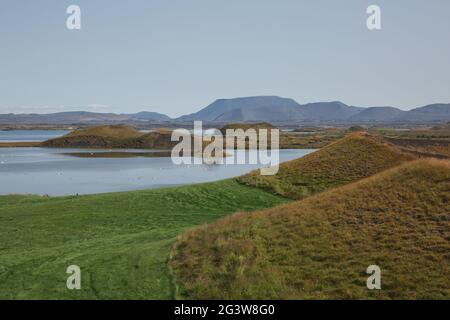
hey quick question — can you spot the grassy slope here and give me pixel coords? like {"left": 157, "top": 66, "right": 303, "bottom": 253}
{"left": 0, "top": 180, "right": 288, "bottom": 299}
{"left": 237, "top": 133, "right": 413, "bottom": 199}
{"left": 41, "top": 125, "right": 177, "bottom": 149}
{"left": 64, "top": 124, "right": 143, "bottom": 139}
{"left": 170, "top": 160, "right": 450, "bottom": 299}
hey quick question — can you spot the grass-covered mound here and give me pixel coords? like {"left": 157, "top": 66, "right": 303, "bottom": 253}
{"left": 237, "top": 133, "right": 412, "bottom": 199}
{"left": 64, "top": 124, "right": 143, "bottom": 139}
{"left": 220, "top": 122, "right": 274, "bottom": 133}
{"left": 0, "top": 180, "right": 287, "bottom": 299}
{"left": 170, "top": 160, "right": 450, "bottom": 299}
{"left": 41, "top": 125, "right": 175, "bottom": 149}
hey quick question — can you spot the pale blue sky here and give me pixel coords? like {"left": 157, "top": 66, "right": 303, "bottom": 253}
{"left": 1, "top": 0, "right": 449, "bottom": 117}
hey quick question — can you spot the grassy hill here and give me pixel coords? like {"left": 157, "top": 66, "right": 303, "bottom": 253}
{"left": 220, "top": 122, "right": 274, "bottom": 133}
{"left": 64, "top": 124, "right": 143, "bottom": 139}
{"left": 0, "top": 180, "right": 287, "bottom": 299}
{"left": 41, "top": 125, "right": 176, "bottom": 149}
{"left": 237, "top": 133, "right": 413, "bottom": 199}
{"left": 170, "top": 160, "right": 450, "bottom": 299}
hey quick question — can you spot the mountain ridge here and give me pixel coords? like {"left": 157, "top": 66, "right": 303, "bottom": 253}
{"left": 1, "top": 97, "right": 450, "bottom": 124}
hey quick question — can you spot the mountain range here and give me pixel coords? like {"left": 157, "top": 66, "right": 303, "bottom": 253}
{"left": 179, "top": 96, "right": 450, "bottom": 123}
{"left": 1, "top": 96, "right": 449, "bottom": 124}
{"left": 0, "top": 111, "right": 170, "bottom": 124}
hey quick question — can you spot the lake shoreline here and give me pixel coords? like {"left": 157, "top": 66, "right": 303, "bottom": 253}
{"left": 0, "top": 146, "right": 315, "bottom": 196}
{"left": 0, "top": 141, "right": 42, "bottom": 147}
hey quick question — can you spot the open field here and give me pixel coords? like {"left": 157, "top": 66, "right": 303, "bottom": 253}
{"left": 370, "top": 125, "right": 450, "bottom": 158}
{"left": 170, "top": 160, "right": 450, "bottom": 299}
{"left": 0, "top": 180, "right": 287, "bottom": 299}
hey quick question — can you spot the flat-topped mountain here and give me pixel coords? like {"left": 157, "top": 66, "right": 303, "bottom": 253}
{"left": 178, "top": 96, "right": 302, "bottom": 122}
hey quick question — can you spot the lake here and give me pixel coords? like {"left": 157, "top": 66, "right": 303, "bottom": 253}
{"left": 0, "top": 147, "right": 315, "bottom": 196}
{"left": 0, "top": 130, "right": 70, "bottom": 142}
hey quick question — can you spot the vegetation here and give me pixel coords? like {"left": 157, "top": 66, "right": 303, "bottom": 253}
{"left": 63, "top": 124, "right": 144, "bottom": 139}
{"left": 218, "top": 123, "right": 348, "bottom": 150}
{"left": 36, "top": 123, "right": 349, "bottom": 150}
{"left": 41, "top": 125, "right": 176, "bottom": 149}
{"left": 279, "top": 130, "right": 345, "bottom": 149}
{"left": 369, "top": 126, "right": 450, "bottom": 158}
{"left": 0, "top": 180, "right": 287, "bottom": 299}
{"left": 237, "top": 133, "right": 412, "bottom": 199}
{"left": 384, "top": 137, "right": 450, "bottom": 159}
{"left": 170, "top": 160, "right": 450, "bottom": 299}
{"left": 220, "top": 122, "right": 274, "bottom": 133}
{"left": 2, "top": 126, "right": 449, "bottom": 301}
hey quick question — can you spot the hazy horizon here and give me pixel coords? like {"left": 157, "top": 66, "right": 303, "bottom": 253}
{"left": 1, "top": 95, "right": 449, "bottom": 117}
{"left": 1, "top": 1, "right": 450, "bottom": 117}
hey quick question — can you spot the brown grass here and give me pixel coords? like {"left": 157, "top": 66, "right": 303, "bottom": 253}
{"left": 237, "top": 133, "right": 413, "bottom": 199}
{"left": 170, "top": 159, "right": 450, "bottom": 299}
{"left": 41, "top": 125, "right": 178, "bottom": 149}
{"left": 65, "top": 124, "right": 143, "bottom": 139}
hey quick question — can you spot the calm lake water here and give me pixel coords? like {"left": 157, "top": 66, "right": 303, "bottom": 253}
{"left": 0, "top": 130, "right": 70, "bottom": 142}
{"left": 0, "top": 147, "right": 315, "bottom": 196}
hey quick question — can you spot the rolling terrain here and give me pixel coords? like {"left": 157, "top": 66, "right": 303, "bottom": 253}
{"left": 0, "top": 123, "right": 345, "bottom": 150}
{"left": 1, "top": 130, "right": 448, "bottom": 300}
{"left": 0, "top": 180, "right": 287, "bottom": 299}
{"left": 170, "top": 160, "right": 450, "bottom": 299}
{"left": 237, "top": 133, "right": 412, "bottom": 199}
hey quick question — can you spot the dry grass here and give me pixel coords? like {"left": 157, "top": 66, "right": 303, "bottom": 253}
{"left": 170, "top": 159, "right": 450, "bottom": 299}
{"left": 65, "top": 124, "right": 143, "bottom": 139}
{"left": 41, "top": 125, "right": 178, "bottom": 149}
{"left": 237, "top": 133, "right": 413, "bottom": 199}
{"left": 384, "top": 137, "right": 450, "bottom": 159}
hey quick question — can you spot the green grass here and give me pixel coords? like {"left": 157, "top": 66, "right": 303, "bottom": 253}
{"left": 170, "top": 160, "right": 450, "bottom": 299}
{"left": 0, "top": 180, "right": 288, "bottom": 299}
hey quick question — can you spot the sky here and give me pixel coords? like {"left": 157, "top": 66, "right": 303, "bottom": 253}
{"left": 0, "top": 0, "right": 449, "bottom": 117}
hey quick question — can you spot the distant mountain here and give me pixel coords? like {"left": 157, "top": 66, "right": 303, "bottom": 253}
{"left": 402, "top": 104, "right": 450, "bottom": 122}
{"left": 299, "top": 101, "right": 363, "bottom": 121}
{"left": 2, "top": 99, "right": 450, "bottom": 125}
{"left": 177, "top": 96, "right": 450, "bottom": 123}
{"left": 127, "top": 111, "right": 171, "bottom": 121}
{"left": 0, "top": 111, "right": 171, "bottom": 124}
{"left": 177, "top": 97, "right": 366, "bottom": 122}
{"left": 348, "top": 107, "right": 406, "bottom": 122}
{"left": 177, "top": 96, "right": 302, "bottom": 122}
